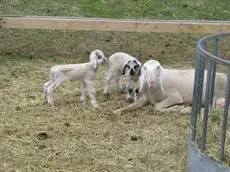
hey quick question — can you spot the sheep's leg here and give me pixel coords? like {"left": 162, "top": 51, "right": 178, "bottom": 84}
{"left": 114, "top": 75, "right": 124, "bottom": 94}
{"left": 113, "top": 94, "right": 149, "bottom": 115}
{"left": 134, "top": 88, "right": 140, "bottom": 102}
{"left": 86, "top": 81, "right": 98, "bottom": 107}
{"left": 126, "top": 81, "right": 140, "bottom": 102}
{"left": 126, "top": 87, "right": 134, "bottom": 103}
{"left": 44, "top": 80, "right": 52, "bottom": 93}
{"left": 80, "top": 81, "right": 87, "bottom": 104}
{"left": 155, "top": 91, "right": 183, "bottom": 110}
{"left": 125, "top": 77, "right": 132, "bottom": 91}
{"left": 44, "top": 80, "right": 52, "bottom": 102}
{"left": 46, "top": 79, "right": 63, "bottom": 106}
{"left": 103, "top": 70, "right": 113, "bottom": 98}
{"left": 46, "top": 83, "right": 56, "bottom": 106}
{"left": 126, "top": 78, "right": 134, "bottom": 102}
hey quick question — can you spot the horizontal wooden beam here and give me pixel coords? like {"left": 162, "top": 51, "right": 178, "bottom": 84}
{"left": 1, "top": 16, "right": 230, "bottom": 33}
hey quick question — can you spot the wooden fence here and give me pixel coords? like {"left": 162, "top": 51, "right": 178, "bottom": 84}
{"left": 1, "top": 16, "right": 230, "bottom": 33}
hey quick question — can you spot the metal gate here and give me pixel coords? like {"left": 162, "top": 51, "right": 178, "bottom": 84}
{"left": 187, "top": 32, "right": 230, "bottom": 172}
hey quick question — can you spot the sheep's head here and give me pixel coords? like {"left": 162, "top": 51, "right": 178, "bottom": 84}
{"left": 90, "top": 49, "right": 107, "bottom": 69}
{"left": 122, "top": 59, "right": 142, "bottom": 77}
{"left": 139, "top": 60, "right": 164, "bottom": 91}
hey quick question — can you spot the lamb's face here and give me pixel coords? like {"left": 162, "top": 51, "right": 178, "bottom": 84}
{"left": 95, "top": 50, "right": 106, "bottom": 65}
{"left": 140, "top": 60, "right": 163, "bottom": 89}
{"left": 123, "top": 59, "right": 141, "bottom": 77}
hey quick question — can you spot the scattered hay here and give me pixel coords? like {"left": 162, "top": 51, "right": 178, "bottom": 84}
{"left": 0, "top": 54, "right": 190, "bottom": 171}
{"left": 3, "top": 30, "right": 228, "bottom": 171}
{"left": 197, "top": 108, "right": 230, "bottom": 166}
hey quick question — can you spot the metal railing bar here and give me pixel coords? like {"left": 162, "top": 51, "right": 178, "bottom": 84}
{"left": 220, "top": 68, "right": 230, "bottom": 163}
{"left": 191, "top": 48, "right": 205, "bottom": 141}
{"left": 200, "top": 60, "right": 213, "bottom": 152}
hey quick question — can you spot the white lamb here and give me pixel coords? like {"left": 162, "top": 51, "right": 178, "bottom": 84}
{"left": 43, "top": 49, "right": 107, "bottom": 107}
{"left": 103, "top": 52, "right": 142, "bottom": 102}
{"left": 113, "top": 59, "right": 227, "bottom": 115}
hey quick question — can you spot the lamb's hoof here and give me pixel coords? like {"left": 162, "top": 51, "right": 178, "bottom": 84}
{"left": 44, "top": 96, "right": 48, "bottom": 103}
{"left": 92, "top": 103, "right": 99, "bottom": 108}
{"left": 127, "top": 97, "right": 134, "bottom": 103}
{"left": 80, "top": 100, "right": 86, "bottom": 105}
{"left": 104, "top": 93, "right": 110, "bottom": 99}
{"left": 47, "top": 102, "right": 54, "bottom": 106}
{"left": 113, "top": 109, "right": 122, "bottom": 115}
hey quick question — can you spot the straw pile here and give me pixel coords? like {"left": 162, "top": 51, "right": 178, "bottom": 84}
{"left": 196, "top": 108, "right": 230, "bottom": 166}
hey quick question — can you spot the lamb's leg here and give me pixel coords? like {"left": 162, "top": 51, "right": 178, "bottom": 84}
{"left": 103, "top": 70, "right": 113, "bottom": 98}
{"left": 46, "top": 79, "right": 63, "bottom": 106}
{"left": 126, "top": 78, "right": 134, "bottom": 102}
{"left": 125, "top": 77, "right": 132, "bottom": 92}
{"left": 155, "top": 91, "right": 183, "bottom": 110}
{"left": 44, "top": 80, "right": 52, "bottom": 93}
{"left": 86, "top": 81, "right": 98, "bottom": 107}
{"left": 46, "top": 83, "right": 56, "bottom": 106}
{"left": 127, "top": 87, "right": 134, "bottom": 103}
{"left": 43, "top": 80, "right": 52, "bottom": 102}
{"left": 134, "top": 88, "right": 140, "bottom": 102}
{"left": 80, "top": 81, "right": 87, "bottom": 104}
{"left": 114, "top": 74, "right": 124, "bottom": 94}
{"left": 113, "top": 94, "right": 149, "bottom": 115}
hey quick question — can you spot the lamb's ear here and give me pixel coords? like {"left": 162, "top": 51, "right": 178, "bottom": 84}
{"left": 137, "top": 63, "right": 142, "bottom": 76}
{"left": 90, "top": 53, "right": 98, "bottom": 69}
{"left": 138, "top": 68, "right": 141, "bottom": 76}
{"left": 95, "top": 51, "right": 99, "bottom": 56}
{"left": 122, "top": 64, "right": 128, "bottom": 75}
{"left": 122, "top": 60, "right": 130, "bottom": 75}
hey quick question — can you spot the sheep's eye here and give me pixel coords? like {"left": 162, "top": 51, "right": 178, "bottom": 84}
{"left": 157, "top": 66, "right": 160, "bottom": 70}
{"left": 98, "top": 55, "right": 102, "bottom": 59}
{"left": 143, "top": 66, "right": 146, "bottom": 70}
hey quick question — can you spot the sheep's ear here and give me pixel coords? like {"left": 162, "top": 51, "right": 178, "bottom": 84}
{"left": 122, "top": 64, "right": 128, "bottom": 75}
{"left": 92, "top": 57, "right": 98, "bottom": 69}
{"left": 90, "top": 54, "right": 98, "bottom": 69}
{"left": 133, "top": 60, "right": 138, "bottom": 65}
{"left": 139, "top": 71, "right": 146, "bottom": 93}
{"left": 95, "top": 51, "right": 99, "bottom": 56}
{"left": 136, "top": 63, "right": 142, "bottom": 76}
{"left": 157, "top": 65, "right": 163, "bottom": 76}
{"left": 122, "top": 60, "right": 130, "bottom": 75}
{"left": 158, "top": 65, "right": 165, "bottom": 84}
{"left": 138, "top": 67, "right": 141, "bottom": 76}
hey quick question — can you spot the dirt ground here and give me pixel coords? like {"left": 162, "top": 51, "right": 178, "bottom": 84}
{"left": 0, "top": 29, "right": 224, "bottom": 171}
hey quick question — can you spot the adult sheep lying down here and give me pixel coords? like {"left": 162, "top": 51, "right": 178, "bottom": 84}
{"left": 113, "top": 59, "right": 227, "bottom": 115}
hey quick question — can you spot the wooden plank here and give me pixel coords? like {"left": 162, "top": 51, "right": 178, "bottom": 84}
{"left": 1, "top": 16, "right": 230, "bottom": 33}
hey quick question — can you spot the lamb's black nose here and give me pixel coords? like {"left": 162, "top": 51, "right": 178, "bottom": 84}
{"left": 130, "top": 69, "right": 135, "bottom": 76}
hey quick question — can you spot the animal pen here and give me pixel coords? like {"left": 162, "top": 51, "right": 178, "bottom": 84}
{"left": 1, "top": 16, "right": 230, "bottom": 171}
{"left": 187, "top": 32, "right": 230, "bottom": 171}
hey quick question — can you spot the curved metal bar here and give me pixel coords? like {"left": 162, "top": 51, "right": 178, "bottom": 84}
{"left": 197, "top": 32, "right": 230, "bottom": 66}
{"left": 191, "top": 32, "right": 230, "bottom": 166}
